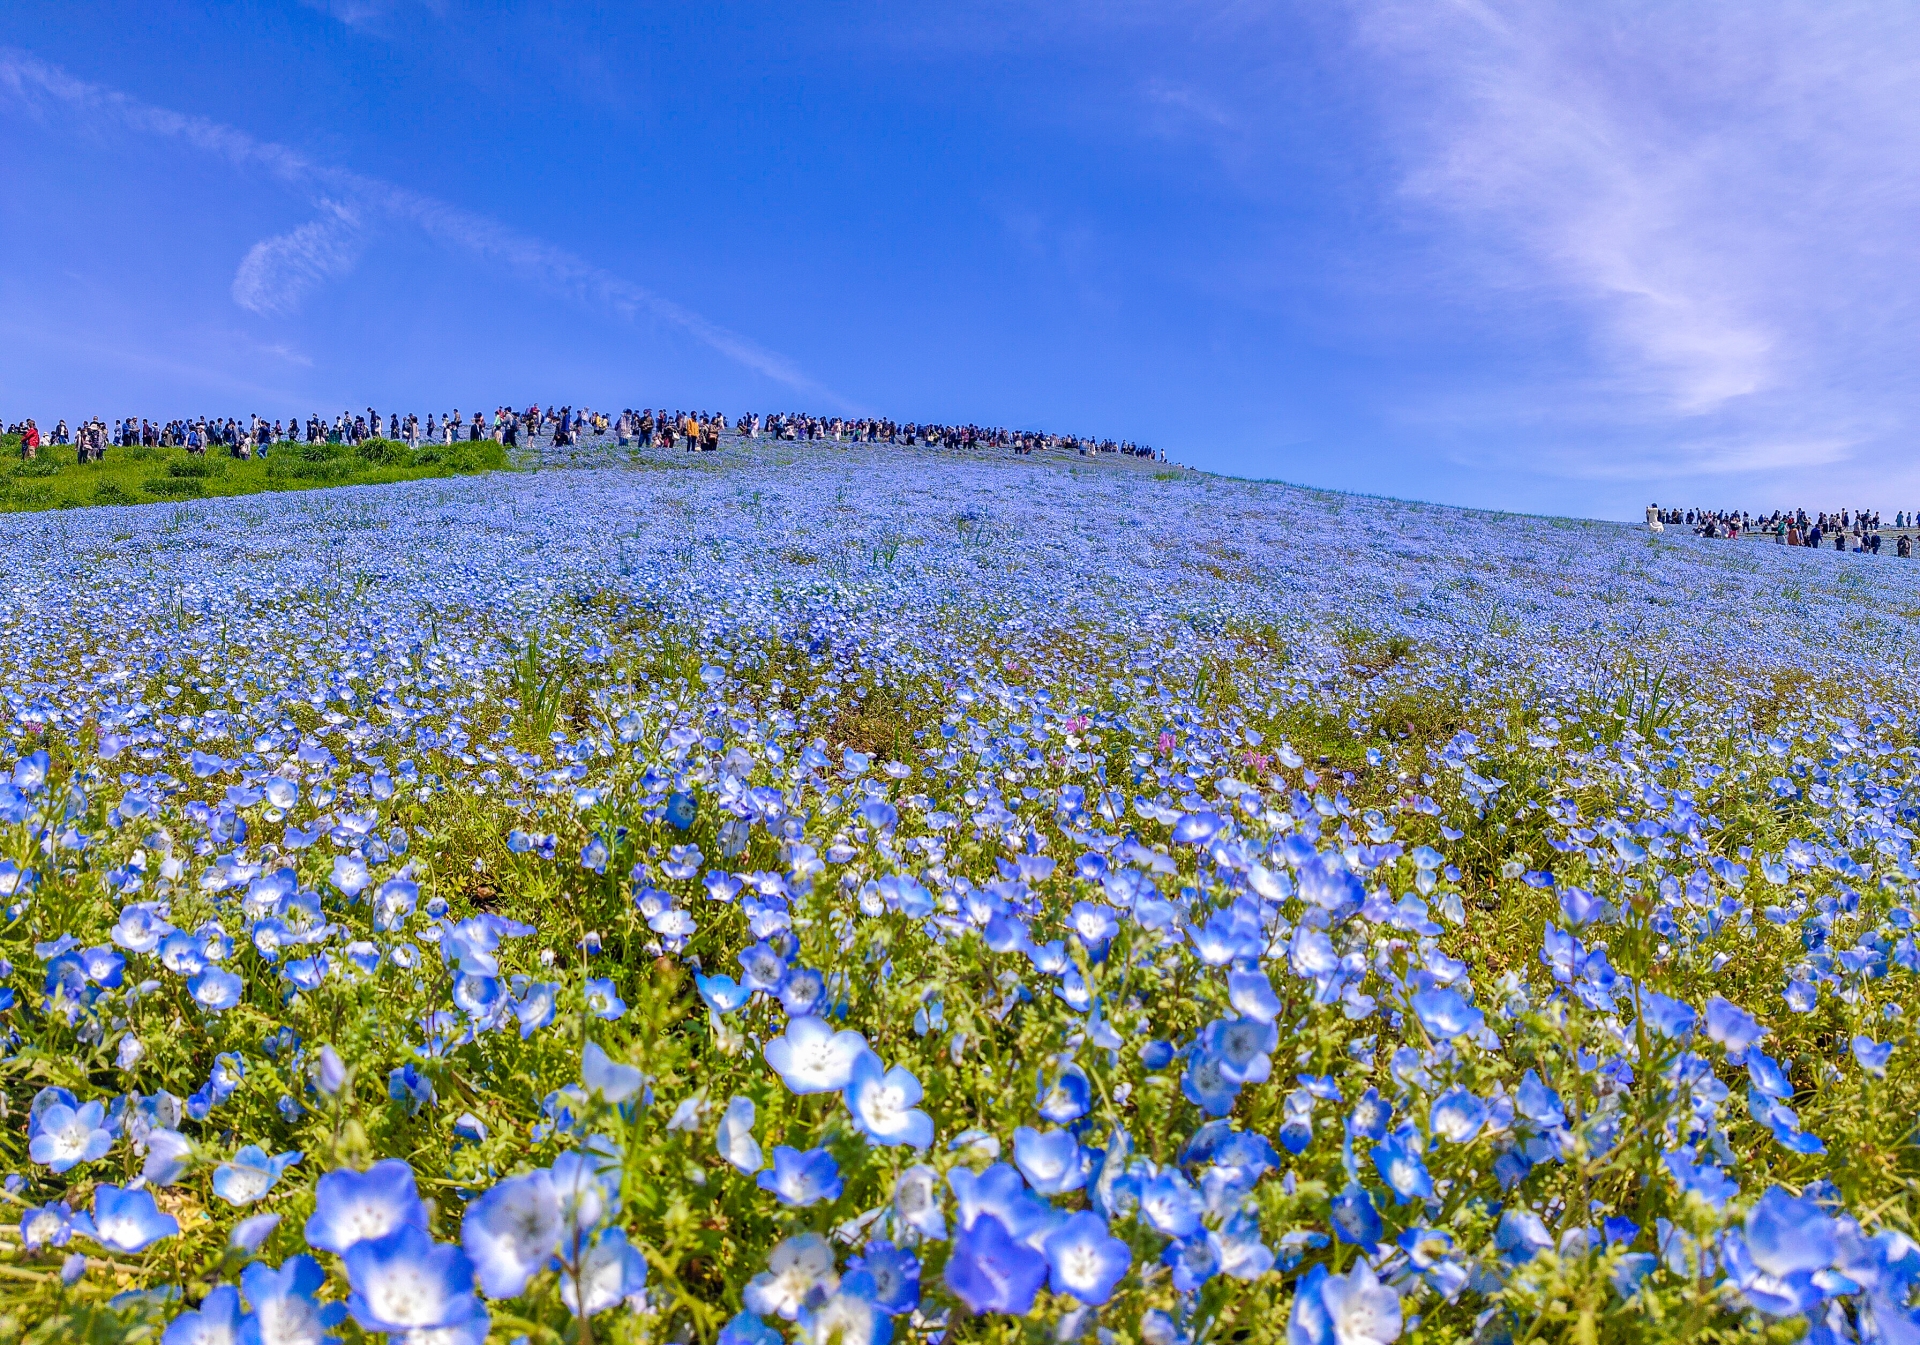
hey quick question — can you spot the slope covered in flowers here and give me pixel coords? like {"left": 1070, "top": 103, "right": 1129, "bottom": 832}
{"left": 3, "top": 442, "right": 1919, "bottom": 1345}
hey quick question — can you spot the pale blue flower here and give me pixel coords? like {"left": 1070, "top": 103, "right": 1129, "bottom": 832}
{"left": 583, "top": 978, "right": 627, "bottom": 1020}
{"left": 343, "top": 1223, "right": 486, "bottom": 1335}
{"left": 757, "top": 1145, "right": 843, "bottom": 1207}
{"left": 844, "top": 1054, "right": 934, "bottom": 1148}
{"left": 764, "top": 1016, "right": 870, "bottom": 1094}
{"left": 1852, "top": 1034, "right": 1893, "bottom": 1078}
{"left": 460, "top": 1171, "right": 565, "bottom": 1305}
{"left": 85, "top": 1184, "right": 179, "bottom": 1252}
{"left": 1012, "top": 1127, "right": 1087, "bottom": 1196}
{"left": 1410, "top": 987, "right": 1483, "bottom": 1040}
{"left": 1704, "top": 996, "right": 1765, "bottom": 1053}
{"left": 718, "top": 1095, "right": 763, "bottom": 1173}
{"left": 305, "top": 1159, "right": 428, "bottom": 1254}
{"left": 581, "top": 1041, "right": 644, "bottom": 1103}
{"left": 162, "top": 1283, "right": 241, "bottom": 1345}
{"left": 1042, "top": 1211, "right": 1131, "bottom": 1304}
{"left": 29, "top": 1101, "right": 112, "bottom": 1173}
{"left": 211, "top": 1144, "right": 302, "bottom": 1205}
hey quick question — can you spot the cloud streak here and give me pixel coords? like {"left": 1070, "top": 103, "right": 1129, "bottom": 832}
{"left": 232, "top": 201, "right": 365, "bottom": 316}
{"left": 0, "top": 48, "right": 840, "bottom": 401}
{"left": 1352, "top": 1, "right": 1920, "bottom": 476}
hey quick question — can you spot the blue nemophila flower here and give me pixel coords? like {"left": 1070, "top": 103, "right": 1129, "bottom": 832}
{"left": 161, "top": 1282, "right": 241, "bottom": 1345}
{"left": 744, "top": 1232, "right": 839, "bottom": 1321}
{"left": 330, "top": 854, "right": 372, "bottom": 898}
{"left": 1036, "top": 1060, "right": 1092, "bottom": 1122}
{"left": 29, "top": 1100, "right": 112, "bottom": 1173}
{"left": 717, "top": 1095, "right": 764, "bottom": 1173}
{"left": 389, "top": 1063, "right": 436, "bottom": 1114}
{"left": 1729, "top": 1186, "right": 1837, "bottom": 1317}
{"left": 1227, "top": 967, "right": 1282, "bottom": 1023}
{"left": 20, "top": 1201, "right": 75, "bottom": 1251}
{"left": 1181, "top": 1051, "right": 1240, "bottom": 1117}
{"left": 84, "top": 1184, "right": 179, "bottom": 1252}
{"left": 188, "top": 968, "right": 244, "bottom": 1013}
{"left": 664, "top": 791, "right": 697, "bottom": 831}
{"left": 1514, "top": 1071, "right": 1565, "bottom": 1128}
{"left": 1043, "top": 1210, "right": 1132, "bottom": 1305}
{"left": 1346, "top": 1088, "right": 1394, "bottom": 1141}
{"left": 582, "top": 1041, "right": 645, "bottom": 1103}
{"left": 559, "top": 1226, "right": 650, "bottom": 1317}
{"left": 844, "top": 1054, "right": 934, "bottom": 1148}
{"left": 141, "top": 1129, "right": 194, "bottom": 1186}
{"left": 778, "top": 966, "right": 826, "bottom": 1017}
{"left": 892, "top": 1165, "right": 946, "bottom": 1240}
{"left": 945, "top": 1213, "right": 1047, "bottom": 1316}
{"left": 1639, "top": 989, "right": 1696, "bottom": 1041}
{"left": 846, "top": 1241, "right": 920, "bottom": 1315}
{"left": 697, "top": 972, "right": 752, "bottom": 1015}
{"left": 1163, "top": 1231, "right": 1221, "bottom": 1292}
{"left": 1410, "top": 988, "right": 1483, "bottom": 1041}
{"left": 1372, "top": 1130, "right": 1434, "bottom": 1203}
{"left": 211, "top": 1144, "right": 302, "bottom": 1205}
{"left": 462, "top": 1170, "right": 564, "bottom": 1298}
{"left": 1663, "top": 1149, "right": 1738, "bottom": 1210}
{"left": 240, "top": 1253, "right": 344, "bottom": 1339}
{"left": 1172, "top": 810, "right": 1225, "bottom": 845}
{"left": 305, "top": 1159, "right": 428, "bottom": 1254}
{"left": 515, "top": 983, "right": 559, "bottom": 1037}
{"left": 343, "top": 1223, "right": 487, "bottom": 1336}
{"left": 1012, "top": 1127, "right": 1088, "bottom": 1195}
{"left": 721, "top": 1311, "right": 785, "bottom": 1345}
{"left": 1429, "top": 1087, "right": 1488, "bottom": 1143}
{"left": 1852, "top": 1034, "right": 1894, "bottom": 1077}
{"left": 230, "top": 1211, "right": 281, "bottom": 1251}
{"left": 1704, "top": 995, "right": 1766, "bottom": 1054}
{"left": 1289, "top": 1261, "right": 1403, "bottom": 1345}
{"left": 1202, "top": 1016, "right": 1277, "bottom": 1084}
{"left": 1495, "top": 1209, "right": 1553, "bottom": 1263}
{"left": 583, "top": 978, "right": 627, "bottom": 1020}
{"left": 757, "top": 1145, "right": 844, "bottom": 1207}
{"left": 314, "top": 1045, "right": 348, "bottom": 1096}
{"left": 373, "top": 876, "right": 418, "bottom": 930}
{"left": 738, "top": 941, "right": 789, "bottom": 992}
{"left": 1139, "top": 1169, "right": 1205, "bottom": 1238}
{"left": 1329, "top": 1183, "right": 1383, "bottom": 1250}
{"left": 765, "top": 1016, "right": 870, "bottom": 1094}
{"left": 579, "top": 835, "right": 609, "bottom": 874}
{"left": 949, "top": 1162, "right": 1055, "bottom": 1245}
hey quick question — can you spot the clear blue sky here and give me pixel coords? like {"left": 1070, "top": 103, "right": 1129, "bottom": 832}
{"left": 5, "top": 2, "right": 1919, "bottom": 520}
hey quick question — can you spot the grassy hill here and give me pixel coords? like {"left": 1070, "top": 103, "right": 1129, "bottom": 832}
{"left": 0, "top": 434, "right": 508, "bottom": 511}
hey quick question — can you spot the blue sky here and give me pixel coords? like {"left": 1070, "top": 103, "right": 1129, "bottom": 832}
{"left": 4, "top": 2, "right": 1919, "bottom": 520}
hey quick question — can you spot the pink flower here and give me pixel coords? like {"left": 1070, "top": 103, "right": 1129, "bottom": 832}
{"left": 1157, "top": 732, "right": 1175, "bottom": 755}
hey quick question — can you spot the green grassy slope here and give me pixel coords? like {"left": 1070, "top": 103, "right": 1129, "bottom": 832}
{"left": 0, "top": 435, "right": 508, "bottom": 512}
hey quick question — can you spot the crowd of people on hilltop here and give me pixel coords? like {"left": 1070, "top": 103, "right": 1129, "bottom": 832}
{"left": 1647, "top": 505, "right": 1914, "bottom": 556}
{"left": 611, "top": 409, "right": 1159, "bottom": 459}
{"left": 5, "top": 405, "right": 1163, "bottom": 464}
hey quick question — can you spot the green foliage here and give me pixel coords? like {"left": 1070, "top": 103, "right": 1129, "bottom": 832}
{"left": 0, "top": 438, "right": 512, "bottom": 513}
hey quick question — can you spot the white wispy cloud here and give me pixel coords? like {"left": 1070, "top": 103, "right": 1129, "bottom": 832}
{"left": 0, "top": 48, "right": 839, "bottom": 401}
{"left": 231, "top": 201, "right": 365, "bottom": 316}
{"left": 1352, "top": 0, "right": 1920, "bottom": 474}
{"left": 297, "top": 0, "right": 448, "bottom": 35}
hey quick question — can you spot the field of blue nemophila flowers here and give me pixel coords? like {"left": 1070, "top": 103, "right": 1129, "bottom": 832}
{"left": 2, "top": 439, "right": 1919, "bottom": 1345}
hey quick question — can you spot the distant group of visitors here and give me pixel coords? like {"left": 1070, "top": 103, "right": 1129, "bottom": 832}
{"left": 609, "top": 410, "right": 1161, "bottom": 460}
{"left": 1647, "top": 505, "right": 1913, "bottom": 556}
{"left": 7, "top": 405, "right": 1163, "bottom": 464}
